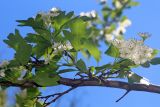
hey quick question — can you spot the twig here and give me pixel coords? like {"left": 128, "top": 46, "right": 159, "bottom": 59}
{"left": 64, "top": 50, "right": 75, "bottom": 63}
{"left": 116, "top": 90, "right": 130, "bottom": 102}
{"left": 31, "top": 56, "right": 40, "bottom": 63}
{"left": 43, "top": 86, "right": 77, "bottom": 107}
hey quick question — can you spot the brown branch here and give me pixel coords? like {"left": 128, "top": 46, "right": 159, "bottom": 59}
{"left": 0, "top": 80, "right": 41, "bottom": 88}
{"left": 58, "top": 77, "right": 160, "bottom": 94}
{"left": 1, "top": 77, "right": 160, "bottom": 94}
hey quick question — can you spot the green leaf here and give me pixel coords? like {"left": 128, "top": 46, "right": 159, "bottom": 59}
{"left": 141, "top": 62, "right": 150, "bottom": 68}
{"left": 70, "top": 18, "right": 87, "bottom": 38}
{"left": 82, "top": 39, "right": 101, "bottom": 61}
{"left": 4, "top": 29, "right": 32, "bottom": 65}
{"left": 127, "top": 72, "right": 142, "bottom": 83}
{"left": 27, "top": 88, "right": 40, "bottom": 98}
{"left": 95, "top": 64, "right": 112, "bottom": 71}
{"left": 33, "top": 71, "right": 60, "bottom": 86}
{"left": 63, "top": 18, "right": 88, "bottom": 50}
{"left": 51, "top": 11, "right": 74, "bottom": 31}
{"left": 64, "top": 32, "right": 101, "bottom": 61}
{"left": 25, "top": 33, "right": 51, "bottom": 58}
{"left": 57, "top": 69, "right": 77, "bottom": 74}
{"left": 76, "top": 59, "right": 87, "bottom": 72}
{"left": 4, "top": 68, "right": 21, "bottom": 82}
{"left": 152, "top": 49, "right": 159, "bottom": 57}
{"left": 63, "top": 17, "right": 101, "bottom": 61}
{"left": 118, "top": 59, "right": 135, "bottom": 68}
{"left": 36, "top": 102, "right": 43, "bottom": 107}
{"left": 63, "top": 30, "right": 82, "bottom": 50}
{"left": 117, "top": 71, "right": 128, "bottom": 78}
{"left": 89, "top": 66, "right": 96, "bottom": 74}
{"left": 17, "top": 14, "right": 45, "bottom": 29}
{"left": 33, "top": 64, "right": 59, "bottom": 86}
{"left": 150, "top": 57, "right": 160, "bottom": 65}
{"left": 105, "top": 44, "right": 120, "bottom": 57}
{"left": 128, "top": 1, "right": 139, "bottom": 6}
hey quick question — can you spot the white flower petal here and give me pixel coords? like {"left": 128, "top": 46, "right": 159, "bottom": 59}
{"left": 140, "top": 78, "right": 150, "bottom": 85}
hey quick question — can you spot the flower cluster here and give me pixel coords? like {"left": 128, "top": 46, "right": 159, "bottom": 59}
{"left": 80, "top": 10, "right": 97, "bottom": 19}
{"left": 0, "top": 61, "right": 9, "bottom": 78}
{"left": 52, "top": 42, "right": 73, "bottom": 53}
{"left": 112, "top": 39, "right": 154, "bottom": 65}
{"left": 104, "top": 18, "right": 132, "bottom": 42}
{"left": 44, "top": 42, "right": 73, "bottom": 64}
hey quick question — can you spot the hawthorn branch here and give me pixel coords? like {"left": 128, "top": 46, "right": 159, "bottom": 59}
{"left": 58, "top": 77, "right": 160, "bottom": 94}
{"left": 1, "top": 77, "right": 160, "bottom": 94}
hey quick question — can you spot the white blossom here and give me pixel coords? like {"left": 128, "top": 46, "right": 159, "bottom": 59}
{"left": 112, "top": 39, "right": 155, "bottom": 65}
{"left": 49, "top": 7, "right": 60, "bottom": 17}
{"left": 119, "top": 19, "right": 132, "bottom": 28}
{"left": 105, "top": 34, "right": 114, "bottom": 42}
{"left": 128, "top": 72, "right": 134, "bottom": 77}
{"left": 113, "top": 19, "right": 132, "bottom": 36}
{"left": 80, "top": 10, "right": 97, "bottom": 18}
{"left": 140, "top": 77, "right": 150, "bottom": 85}
{"left": 52, "top": 42, "right": 73, "bottom": 53}
{"left": 0, "top": 69, "right": 5, "bottom": 77}
{"left": 113, "top": 26, "right": 126, "bottom": 36}
{"left": 104, "top": 18, "right": 131, "bottom": 42}
{"left": 50, "top": 7, "right": 60, "bottom": 12}
{"left": 100, "top": 30, "right": 104, "bottom": 35}
{"left": 0, "top": 61, "right": 9, "bottom": 68}
{"left": 115, "top": 1, "right": 122, "bottom": 9}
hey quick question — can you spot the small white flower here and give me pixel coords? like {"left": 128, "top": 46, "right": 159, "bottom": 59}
{"left": 0, "top": 70, "right": 5, "bottom": 77}
{"left": 115, "top": 1, "right": 122, "bottom": 9}
{"left": 65, "top": 43, "right": 73, "bottom": 50}
{"left": 145, "top": 53, "right": 152, "bottom": 58}
{"left": 80, "top": 12, "right": 85, "bottom": 16}
{"left": 128, "top": 72, "right": 134, "bottom": 77}
{"left": 50, "top": 7, "right": 60, "bottom": 12}
{"left": 90, "top": 10, "right": 97, "bottom": 18}
{"left": 140, "top": 78, "right": 150, "bottom": 85}
{"left": 113, "top": 26, "right": 126, "bottom": 36}
{"left": 105, "top": 34, "right": 114, "bottom": 42}
{"left": 0, "top": 61, "right": 9, "bottom": 68}
{"left": 120, "top": 19, "right": 132, "bottom": 28}
{"left": 52, "top": 42, "right": 73, "bottom": 53}
{"left": 80, "top": 10, "right": 97, "bottom": 18}
{"left": 100, "top": 30, "right": 104, "bottom": 35}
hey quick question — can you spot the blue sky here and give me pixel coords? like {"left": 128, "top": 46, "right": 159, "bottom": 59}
{"left": 0, "top": 0, "right": 160, "bottom": 107}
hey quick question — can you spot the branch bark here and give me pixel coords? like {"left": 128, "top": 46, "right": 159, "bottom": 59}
{"left": 0, "top": 77, "right": 160, "bottom": 94}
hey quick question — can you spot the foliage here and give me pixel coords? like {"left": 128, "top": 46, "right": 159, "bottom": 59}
{"left": 0, "top": 0, "right": 159, "bottom": 106}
